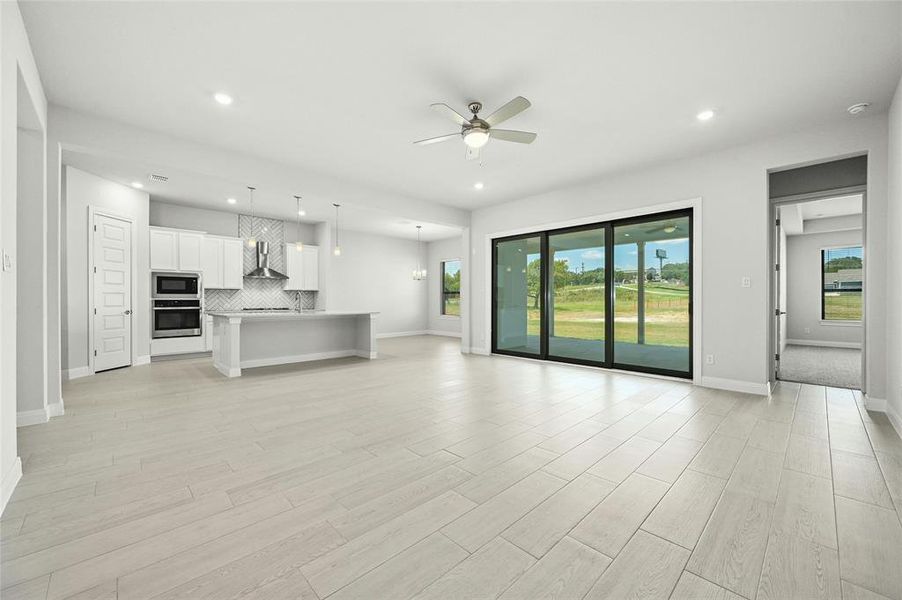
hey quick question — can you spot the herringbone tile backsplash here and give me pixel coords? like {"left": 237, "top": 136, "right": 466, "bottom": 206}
{"left": 205, "top": 215, "right": 316, "bottom": 311}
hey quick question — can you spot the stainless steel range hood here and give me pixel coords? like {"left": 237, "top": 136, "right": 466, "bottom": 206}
{"left": 244, "top": 241, "right": 288, "bottom": 280}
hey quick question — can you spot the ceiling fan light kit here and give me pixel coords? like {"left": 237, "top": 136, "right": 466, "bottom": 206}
{"left": 414, "top": 96, "right": 537, "bottom": 160}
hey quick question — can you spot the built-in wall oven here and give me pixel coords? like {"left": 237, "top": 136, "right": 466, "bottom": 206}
{"left": 152, "top": 298, "right": 202, "bottom": 338}
{"left": 152, "top": 272, "right": 200, "bottom": 299}
{"left": 151, "top": 272, "right": 203, "bottom": 339}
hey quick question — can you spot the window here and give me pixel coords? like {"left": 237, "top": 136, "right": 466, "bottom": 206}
{"left": 441, "top": 260, "right": 461, "bottom": 316}
{"left": 821, "top": 246, "right": 862, "bottom": 321}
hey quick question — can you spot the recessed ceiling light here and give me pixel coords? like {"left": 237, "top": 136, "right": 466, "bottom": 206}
{"left": 226, "top": 197, "right": 237, "bottom": 204}
{"left": 213, "top": 92, "right": 233, "bottom": 106}
{"left": 624, "top": 233, "right": 630, "bottom": 237}
{"left": 473, "top": 182, "right": 484, "bottom": 190}
{"left": 847, "top": 102, "right": 870, "bottom": 115}
{"left": 696, "top": 109, "right": 715, "bottom": 121}
{"left": 131, "top": 181, "right": 144, "bottom": 189}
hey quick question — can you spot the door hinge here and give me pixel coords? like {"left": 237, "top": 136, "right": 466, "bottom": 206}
{"left": 775, "top": 218, "right": 781, "bottom": 226}
{"left": 94, "top": 349, "right": 97, "bottom": 357}
{"left": 94, "top": 225, "right": 97, "bottom": 231}
{"left": 94, "top": 308, "right": 97, "bottom": 315}
{"left": 775, "top": 264, "right": 780, "bottom": 271}
{"left": 93, "top": 266, "right": 97, "bottom": 273}
{"left": 774, "top": 308, "right": 780, "bottom": 316}
{"left": 775, "top": 353, "right": 780, "bottom": 361}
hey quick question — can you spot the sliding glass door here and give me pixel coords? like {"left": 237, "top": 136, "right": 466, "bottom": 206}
{"left": 612, "top": 213, "right": 692, "bottom": 375}
{"left": 492, "top": 209, "right": 692, "bottom": 378}
{"left": 493, "top": 235, "right": 543, "bottom": 356}
{"left": 547, "top": 226, "right": 607, "bottom": 364}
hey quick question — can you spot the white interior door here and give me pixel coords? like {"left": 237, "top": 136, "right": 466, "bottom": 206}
{"left": 93, "top": 213, "right": 132, "bottom": 372}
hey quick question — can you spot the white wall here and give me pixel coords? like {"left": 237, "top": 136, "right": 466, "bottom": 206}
{"left": 426, "top": 236, "right": 462, "bottom": 337}
{"left": 17, "top": 127, "right": 46, "bottom": 414}
{"left": 887, "top": 73, "right": 902, "bottom": 426}
{"left": 785, "top": 229, "right": 862, "bottom": 347}
{"left": 64, "top": 167, "right": 150, "bottom": 373}
{"left": 149, "top": 200, "right": 316, "bottom": 244}
{"left": 1, "top": 0, "right": 49, "bottom": 512}
{"left": 468, "top": 115, "right": 889, "bottom": 397}
{"left": 321, "top": 230, "right": 428, "bottom": 336}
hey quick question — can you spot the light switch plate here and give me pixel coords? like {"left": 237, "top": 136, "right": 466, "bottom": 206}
{"left": 1, "top": 251, "right": 12, "bottom": 272}
{"left": 741, "top": 276, "right": 751, "bottom": 288}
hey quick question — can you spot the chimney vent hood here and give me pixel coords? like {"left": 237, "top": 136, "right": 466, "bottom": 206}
{"left": 245, "top": 241, "right": 288, "bottom": 280}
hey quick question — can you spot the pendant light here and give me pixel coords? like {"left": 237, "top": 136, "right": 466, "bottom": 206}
{"left": 246, "top": 186, "right": 257, "bottom": 248}
{"left": 294, "top": 195, "right": 304, "bottom": 252}
{"left": 332, "top": 203, "right": 342, "bottom": 256}
{"left": 412, "top": 225, "right": 427, "bottom": 280}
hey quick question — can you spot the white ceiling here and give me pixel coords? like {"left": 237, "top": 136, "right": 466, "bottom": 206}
{"left": 63, "top": 149, "right": 463, "bottom": 241}
{"left": 798, "top": 194, "right": 863, "bottom": 221}
{"left": 779, "top": 194, "right": 863, "bottom": 236}
{"left": 21, "top": 2, "right": 902, "bottom": 213}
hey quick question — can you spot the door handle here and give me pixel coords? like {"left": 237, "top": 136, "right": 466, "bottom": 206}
{"left": 124, "top": 310, "right": 132, "bottom": 315}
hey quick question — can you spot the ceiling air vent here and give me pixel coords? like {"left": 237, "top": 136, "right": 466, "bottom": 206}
{"left": 148, "top": 174, "right": 169, "bottom": 183}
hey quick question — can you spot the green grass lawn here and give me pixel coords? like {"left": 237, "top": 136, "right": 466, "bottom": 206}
{"left": 525, "top": 283, "right": 690, "bottom": 347}
{"left": 823, "top": 291, "right": 862, "bottom": 321}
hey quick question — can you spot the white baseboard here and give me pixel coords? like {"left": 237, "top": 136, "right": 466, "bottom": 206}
{"left": 135, "top": 354, "right": 151, "bottom": 366}
{"left": 864, "top": 395, "right": 886, "bottom": 412}
{"left": 241, "top": 349, "right": 360, "bottom": 369}
{"left": 1, "top": 457, "right": 22, "bottom": 514}
{"left": 425, "top": 330, "right": 462, "bottom": 338}
{"left": 48, "top": 400, "right": 65, "bottom": 418}
{"left": 64, "top": 366, "right": 91, "bottom": 380}
{"left": 700, "top": 376, "right": 770, "bottom": 396}
{"left": 17, "top": 407, "right": 49, "bottom": 427}
{"left": 376, "top": 330, "right": 428, "bottom": 339}
{"left": 785, "top": 339, "right": 862, "bottom": 350}
{"left": 884, "top": 400, "right": 902, "bottom": 440}
{"left": 469, "top": 347, "right": 490, "bottom": 356}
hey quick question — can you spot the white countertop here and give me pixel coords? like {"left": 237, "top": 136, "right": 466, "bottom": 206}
{"left": 207, "top": 310, "right": 378, "bottom": 320}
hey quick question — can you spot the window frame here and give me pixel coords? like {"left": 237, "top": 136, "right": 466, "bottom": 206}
{"left": 820, "top": 245, "right": 863, "bottom": 323}
{"left": 440, "top": 259, "right": 461, "bottom": 318}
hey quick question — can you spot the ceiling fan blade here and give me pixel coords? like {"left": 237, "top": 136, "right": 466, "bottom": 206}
{"left": 430, "top": 103, "right": 469, "bottom": 126}
{"left": 484, "top": 96, "right": 531, "bottom": 127}
{"left": 466, "top": 146, "right": 481, "bottom": 161}
{"left": 489, "top": 129, "right": 537, "bottom": 144}
{"left": 413, "top": 133, "right": 459, "bottom": 146}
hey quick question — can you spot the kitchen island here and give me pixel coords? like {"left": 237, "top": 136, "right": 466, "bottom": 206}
{"left": 208, "top": 310, "right": 378, "bottom": 377}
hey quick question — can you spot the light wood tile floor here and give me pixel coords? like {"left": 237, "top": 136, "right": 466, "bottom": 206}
{"left": 2, "top": 336, "right": 901, "bottom": 599}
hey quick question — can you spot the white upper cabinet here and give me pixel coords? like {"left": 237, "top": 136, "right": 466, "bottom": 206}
{"left": 201, "top": 237, "right": 223, "bottom": 288}
{"left": 302, "top": 245, "right": 319, "bottom": 291}
{"left": 149, "top": 228, "right": 178, "bottom": 271}
{"left": 283, "top": 243, "right": 319, "bottom": 291}
{"left": 202, "top": 235, "right": 244, "bottom": 290}
{"left": 222, "top": 238, "right": 244, "bottom": 289}
{"left": 177, "top": 231, "right": 204, "bottom": 271}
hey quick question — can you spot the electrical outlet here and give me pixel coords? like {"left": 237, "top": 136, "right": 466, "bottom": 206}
{"left": 741, "top": 276, "right": 751, "bottom": 288}
{"left": 705, "top": 354, "right": 715, "bottom": 365}
{"left": 804, "top": 327, "right": 810, "bottom": 334}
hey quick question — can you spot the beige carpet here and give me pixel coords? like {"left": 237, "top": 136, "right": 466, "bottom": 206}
{"left": 779, "top": 343, "right": 861, "bottom": 389}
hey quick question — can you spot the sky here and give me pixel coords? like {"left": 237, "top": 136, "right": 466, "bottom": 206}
{"left": 443, "top": 259, "right": 461, "bottom": 276}
{"left": 552, "top": 238, "right": 691, "bottom": 272}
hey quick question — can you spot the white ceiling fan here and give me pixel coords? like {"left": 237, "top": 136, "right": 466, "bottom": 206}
{"left": 413, "top": 96, "right": 537, "bottom": 161}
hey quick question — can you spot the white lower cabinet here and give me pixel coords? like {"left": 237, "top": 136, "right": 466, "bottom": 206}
{"left": 205, "top": 315, "right": 214, "bottom": 352}
{"left": 283, "top": 243, "right": 319, "bottom": 291}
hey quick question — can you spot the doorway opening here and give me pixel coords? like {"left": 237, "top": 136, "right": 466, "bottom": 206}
{"left": 773, "top": 193, "right": 864, "bottom": 389}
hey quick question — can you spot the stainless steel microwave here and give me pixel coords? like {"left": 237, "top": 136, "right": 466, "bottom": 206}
{"left": 152, "top": 272, "right": 201, "bottom": 299}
